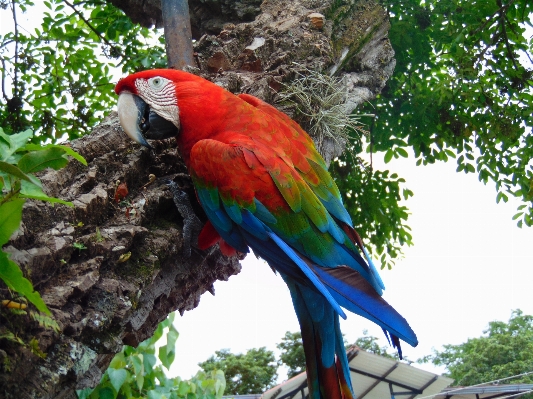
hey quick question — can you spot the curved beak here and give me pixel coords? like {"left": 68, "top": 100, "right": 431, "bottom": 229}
{"left": 117, "top": 92, "right": 153, "bottom": 148}
{"left": 117, "top": 93, "right": 179, "bottom": 148}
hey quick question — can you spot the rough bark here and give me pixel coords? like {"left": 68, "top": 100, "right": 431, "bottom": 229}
{"left": 188, "top": 0, "right": 395, "bottom": 164}
{"left": 0, "top": 0, "right": 395, "bottom": 397}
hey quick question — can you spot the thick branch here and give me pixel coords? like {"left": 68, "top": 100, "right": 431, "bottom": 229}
{"left": 162, "top": 0, "right": 195, "bottom": 69}
{"left": 0, "top": 114, "right": 240, "bottom": 398}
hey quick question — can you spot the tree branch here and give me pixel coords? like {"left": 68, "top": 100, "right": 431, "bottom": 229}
{"left": 497, "top": 0, "right": 519, "bottom": 71}
{"left": 62, "top": 0, "right": 123, "bottom": 58}
{"left": 10, "top": 0, "right": 19, "bottom": 97}
{"left": 1, "top": 59, "right": 8, "bottom": 101}
{"left": 471, "top": 0, "right": 517, "bottom": 36}
{"left": 161, "top": 0, "right": 195, "bottom": 69}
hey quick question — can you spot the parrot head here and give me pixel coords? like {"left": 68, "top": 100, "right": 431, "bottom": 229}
{"left": 115, "top": 69, "right": 181, "bottom": 148}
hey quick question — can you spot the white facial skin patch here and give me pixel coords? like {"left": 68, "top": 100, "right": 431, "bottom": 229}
{"left": 135, "top": 77, "right": 180, "bottom": 129}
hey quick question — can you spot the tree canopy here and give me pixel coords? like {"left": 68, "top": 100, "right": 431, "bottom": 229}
{"left": 332, "top": 0, "right": 533, "bottom": 265}
{"left": 198, "top": 347, "right": 278, "bottom": 395}
{"left": 374, "top": 0, "right": 533, "bottom": 226}
{"left": 421, "top": 309, "right": 533, "bottom": 394}
{"left": 0, "top": 0, "right": 166, "bottom": 143}
{"left": 277, "top": 331, "right": 306, "bottom": 379}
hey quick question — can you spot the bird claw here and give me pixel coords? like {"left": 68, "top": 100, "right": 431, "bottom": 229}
{"left": 166, "top": 180, "right": 203, "bottom": 257}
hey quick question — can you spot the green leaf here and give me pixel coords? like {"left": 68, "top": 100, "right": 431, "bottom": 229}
{"left": 97, "top": 387, "right": 114, "bottom": 399}
{"left": 158, "top": 346, "right": 169, "bottom": 370}
{"left": 157, "top": 326, "right": 177, "bottom": 368}
{"left": 396, "top": 147, "right": 408, "bottom": 158}
{"left": 18, "top": 147, "right": 69, "bottom": 173}
{"left": 107, "top": 368, "right": 128, "bottom": 393}
{"left": 0, "top": 161, "right": 34, "bottom": 183}
{"left": 132, "top": 354, "right": 144, "bottom": 391}
{"left": 109, "top": 352, "right": 126, "bottom": 369}
{"left": 384, "top": 149, "right": 393, "bottom": 163}
{"left": 0, "top": 251, "right": 50, "bottom": 314}
{"left": 178, "top": 381, "right": 191, "bottom": 396}
{"left": 147, "top": 391, "right": 164, "bottom": 399}
{"left": 24, "top": 144, "right": 87, "bottom": 166}
{"left": 0, "top": 129, "right": 33, "bottom": 161}
{"left": 143, "top": 353, "right": 157, "bottom": 371}
{"left": 20, "top": 180, "right": 73, "bottom": 206}
{"left": 76, "top": 388, "right": 93, "bottom": 399}
{"left": 0, "top": 199, "right": 25, "bottom": 246}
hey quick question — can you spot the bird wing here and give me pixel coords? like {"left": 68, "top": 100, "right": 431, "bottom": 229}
{"left": 188, "top": 134, "right": 417, "bottom": 346}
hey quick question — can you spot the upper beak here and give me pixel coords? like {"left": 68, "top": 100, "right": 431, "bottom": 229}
{"left": 117, "top": 92, "right": 153, "bottom": 148}
{"left": 117, "top": 93, "right": 179, "bottom": 148}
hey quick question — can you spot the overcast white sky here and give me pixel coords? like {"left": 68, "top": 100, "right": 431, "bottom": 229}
{"left": 169, "top": 152, "right": 533, "bottom": 381}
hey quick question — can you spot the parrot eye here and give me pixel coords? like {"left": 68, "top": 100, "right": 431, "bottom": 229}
{"left": 149, "top": 77, "right": 165, "bottom": 90}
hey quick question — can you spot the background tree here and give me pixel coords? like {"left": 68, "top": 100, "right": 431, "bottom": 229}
{"left": 421, "top": 309, "right": 533, "bottom": 397}
{"left": 354, "top": 330, "right": 397, "bottom": 360}
{"left": 364, "top": 0, "right": 533, "bottom": 227}
{"left": 277, "top": 331, "right": 306, "bottom": 379}
{"left": 198, "top": 347, "right": 278, "bottom": 395}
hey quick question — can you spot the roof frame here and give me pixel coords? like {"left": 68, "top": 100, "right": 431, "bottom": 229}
{"left": 349, "top": 366, "right": 423, "bottom": 396}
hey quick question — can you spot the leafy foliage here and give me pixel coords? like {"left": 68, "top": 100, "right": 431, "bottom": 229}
{"left": 331, "top": 156, "right": 414, "bottom": 269}
{"left": 78, "top": 314, "right": 226, "bottom": 399}
{"left": 198, "top": 347, "right": 278, "bottom": 395}
{"left": 277, "top": 331, "right": 306, "bottom": 379}
{"left": 373, "top": 0, "right": 533, "bottom": 226}
{"left": 421, "top": 310, "right": 533, "bottom": 397}
{"left": 0, "top": 0, "right": 166, "bottom": 144}
{"left": 0, "top": 127, "right": 86, "bottom": 314}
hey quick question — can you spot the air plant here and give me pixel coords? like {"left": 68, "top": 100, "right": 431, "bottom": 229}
{"left": 278, "top": 66, "right": 370, "bottom": 165}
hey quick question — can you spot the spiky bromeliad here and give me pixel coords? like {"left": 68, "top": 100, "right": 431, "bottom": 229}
{"left": 115, "top": 69, "right": 417, "bottom": 399}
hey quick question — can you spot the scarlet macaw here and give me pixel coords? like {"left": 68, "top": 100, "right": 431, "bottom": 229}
{"left": 115, "top": 69, "right": 417, "bottom": 399}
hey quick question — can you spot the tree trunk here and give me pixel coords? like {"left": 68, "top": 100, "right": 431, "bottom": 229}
{"left": 0, "top": 0, "right": 394, "bottom": 397}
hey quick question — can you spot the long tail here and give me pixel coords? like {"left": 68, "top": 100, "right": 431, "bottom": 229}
{"left": 232, "top": 229, "right": 418, "bottom": 398}
{"left": 250, "top": 231, "right": 418, "bottom": 349}
{"left": 285, "top": 279, "right": 354, "bottom": 399}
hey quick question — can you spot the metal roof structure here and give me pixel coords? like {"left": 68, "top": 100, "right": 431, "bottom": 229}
{"left": 435, "top": 384, "right": 533, "bottom": 398}
{"left": 262, "top": 347, "right": 454, "bottom": 399}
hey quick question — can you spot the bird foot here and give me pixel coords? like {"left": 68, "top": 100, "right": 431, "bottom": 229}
{"left": 166, "top": 180, "right": 204, "bottom": 257}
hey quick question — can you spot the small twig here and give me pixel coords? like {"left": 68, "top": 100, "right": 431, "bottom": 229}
{"left": 497, "top": 0, "right": 519, "bottom": 71}
{"left": 0, "top": 39, "right": 15, "bottom": 49}
{"left": 1, "top": 59, "right": 8, "bottom": 101}
{"left": 62, "top": 0, "right": 122, "bottom": 56}
{"left": 10, "top": 0, "right": 19, "bottom": 97}
{"left": 471, "top": 0, "right": 517, "bottom": 36}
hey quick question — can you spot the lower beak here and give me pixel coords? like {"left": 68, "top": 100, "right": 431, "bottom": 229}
{"left": 117, "top": 93, "right": 178, "bottom": 148}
